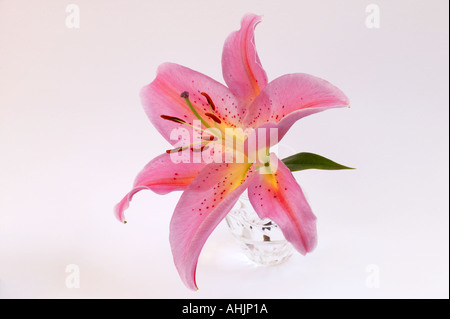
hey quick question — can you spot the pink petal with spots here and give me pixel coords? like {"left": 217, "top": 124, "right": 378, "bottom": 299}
{"left": 248, "top": 157, "right": 317, "bottom": 255}
{"left": 222, "top": 13, "right": 268, "bottom": 107}
{"left": 141, "top": 63, "right": 243, "bottom": 144}
{"left": 243, "top": 73, "right": 350, "bottom": 139}
{"left": 169, "top": 163, "right": 255, "bottom": 290}
{"left": 114, "top": 153, "right": 206, "bottom": 223}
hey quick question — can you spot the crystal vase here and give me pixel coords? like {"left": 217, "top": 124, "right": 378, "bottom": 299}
{"left": 225, "top": 191, "right": 294, "bottom": 265}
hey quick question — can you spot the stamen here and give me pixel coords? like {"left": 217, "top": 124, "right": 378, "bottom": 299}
{"left": 160, "top": 114, "right": 186, "bottom": 124}
{"left": 165, "top": 147, "right": 184, "bottom": 154}
{"left": 201, "top": 92, "right": 216, "bottom": 112}
{"left": 167, "top": 138, "right": 212, "bottom": 154}
{"left": 202, "top": 135, "right": 217, "bottom": 141}
{"left": 205, "top": 112, "right": 222, "bottom": 124}
{"left": 190, "top": 145, "right": 209, "bottom": 153}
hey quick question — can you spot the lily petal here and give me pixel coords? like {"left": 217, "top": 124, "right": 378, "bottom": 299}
{"left": 222, "top": 13, "right": 268, "bottom": 107}
{"left": 114, "top": 153, "right": 206, "bottom": 223}
{"left": 170, "top": 162, "right": 254, "bottom": 290}
{"left": 141, "top": 63, "right": 241, "bottom": 145}
{"left": 243, "top": 73, "right": 349, "bottom": 140}
{"left": 248, "top": 157, "right": 317, "bottom": 255}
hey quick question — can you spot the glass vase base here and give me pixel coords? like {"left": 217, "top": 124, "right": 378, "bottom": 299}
{"left": 225, "top": 195, "right": 294, "bottom": 266}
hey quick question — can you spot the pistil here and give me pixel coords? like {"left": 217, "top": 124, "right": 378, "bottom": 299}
{"left": 181, "top": 91, "right": 211, "bottom": 129}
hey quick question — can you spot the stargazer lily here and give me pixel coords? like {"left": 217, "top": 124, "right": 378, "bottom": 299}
{"left": 115, "top": 13, "right": 350, "bottom": 290}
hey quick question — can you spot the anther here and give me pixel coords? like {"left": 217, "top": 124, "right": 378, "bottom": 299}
{"left": 202, "top": 135, "right": 217, "bottom": 141}
{"left": 166, "top": 147, "right": 184, "bottom": 154}
{"left": 160, "top": 114, "right": 186, "bottom": 124}
{"left": 205, "top": 112, "right": 222, "bottom": 124}
{"left": 201, "top": 92, "right": 216, "bottom": 112}
{"left": 190, "top": 145, "right": 209, "bottom": 152}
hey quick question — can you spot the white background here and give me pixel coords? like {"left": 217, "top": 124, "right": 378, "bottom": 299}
{"left": 0, "top": 0, "right": 448, "bottom": 298}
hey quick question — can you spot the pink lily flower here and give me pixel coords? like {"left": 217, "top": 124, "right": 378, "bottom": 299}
{"left": 115, "top": 13, "right": 349, "bottom": 290}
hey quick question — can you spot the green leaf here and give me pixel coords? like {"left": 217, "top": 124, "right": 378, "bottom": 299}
{"left": 281, "top": 152, "right": 355, "bottom": 172}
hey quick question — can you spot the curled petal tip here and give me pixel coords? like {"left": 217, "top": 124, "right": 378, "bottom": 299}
{"left": 114, "top": 197, "right": 128, "bottom": 224}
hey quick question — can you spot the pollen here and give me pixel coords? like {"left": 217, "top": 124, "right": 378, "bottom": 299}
{"left": 205, "top": 112, "right": 222, "bottom": 124}
{"left": 160, "top": 114, "right": 186, "bottom": 124}
{"left": 200, "top": 92, "right": 216, "bottom": 111}
{"left": 166, "top": 147, "right": 183, "bottom": 153}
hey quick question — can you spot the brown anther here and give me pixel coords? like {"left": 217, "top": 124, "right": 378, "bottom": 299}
{"left": 190, "top": 145, "right": 209, "bottom": 152}
{"left": 202, "top": 135, "right": 216, "bottom": 141}
{"left": 166, "top": 147, "right": 184, "bottom": 154}
{"left": 160, "top": 115, "right": 186, "bottom": 124}
{"left": 201, "top": 92, "right": 216, "bottom": 111}
{"left": 205, "top": 112, "right": 222, "bottom": 124}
